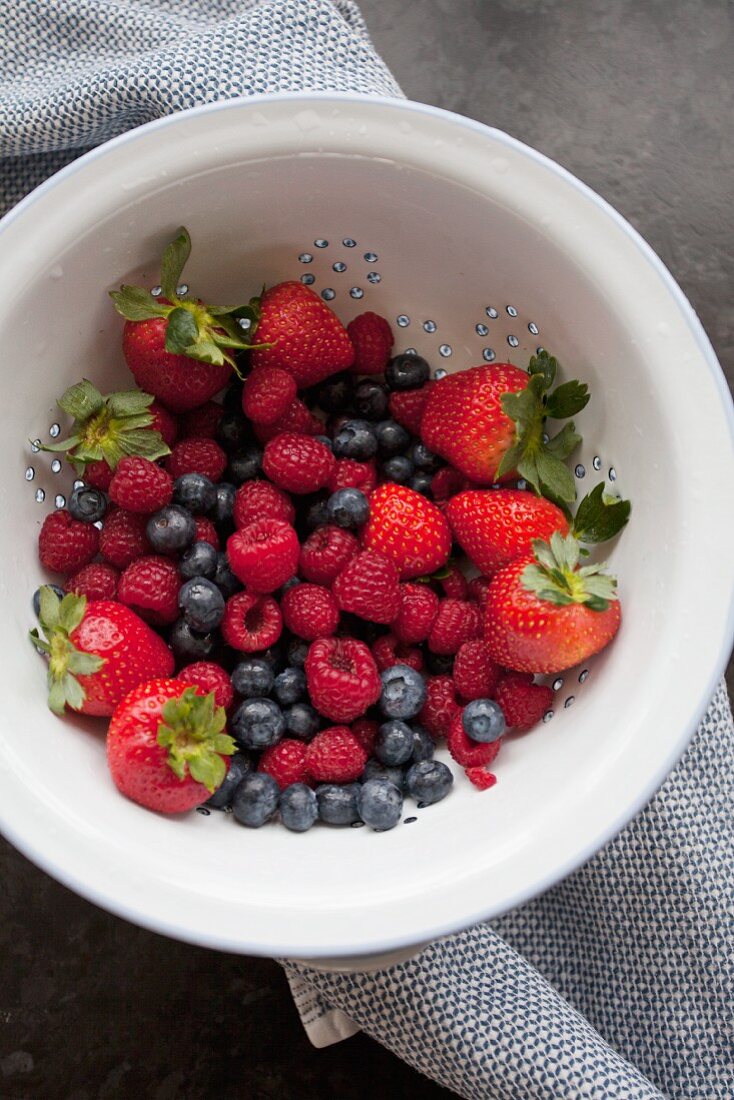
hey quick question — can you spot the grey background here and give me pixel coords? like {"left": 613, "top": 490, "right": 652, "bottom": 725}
{"left": 1, "top": 2, "right": 732, "bottom": 1096}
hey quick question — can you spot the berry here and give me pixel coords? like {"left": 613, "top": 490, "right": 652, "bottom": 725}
{"left": 327, "top": 458, "right": 377, "bottom": 496}
{"left": 228, "top": 447, "right": 263, "bottom": 485}
{"left": 393, "top": 583, "right": 439, "bottom": 645}
{"left": 213, "top": 552, "right": 241, "bottom": 597}
{"left": 259, "top": 739, "right": 309, "bottom": 789}
{"left": 468, "top": 576, "right": 492, "bottom": 610}
{"left": 178, "top": 577, "right": 225, "bottom": 632}
{"left": 279, "top": 783, "right": 318, "bottom": 831}
{"left": 374, "top": 720, "right": 414, "bottom": 765}
{"left": 232, "top": 772, "right": 280, "bottom": 827}
{"left": 453, "top": 640, "right": 501, "bottom": 701}
{"left": 67, "top": 562, "right": 119, "bottom": 602}
{"left": 243, "top": 365, "right": 297, "bottom": 424}
{"left": 425, "top": 651, "right": 456, "bottom": 676}
{"left": 447, "top": 711, "right": 502, "bottom": 768}
{"left": 118, "top": 554, "right": 180, "bottom": 625}
{"left": 333, "top": 550, "right": 401, "bottom": 624}
{"left": 262, "top": 432, "right": 335, "bottom": 494}
{"left": 253, "top": 397, "right": 322, "bottom": 443}
{"left": 305, "top": 726, "right": 368, "bottom": 783}
{"left": 99, "top": 508, "right": 149, "bottom": 569}
{"left": 149, "top": 400, "right": 179, "bottom": 448}
{"left": 286, "top": 637, "right": 310, "bottom": 668}
{"left": 281, "top": 583, "right": 340, "bottom": 640}
{"left": 212, "top": 482, "right": 236, "bottom": 528}
{"left": 172, "top": 472, "right": 217, "bottom": 514}
{"left": 374, "top": 419, "right": 410, "bottom": 456}
{"left": 385, "top": 352, "right": 430, "bottom": 391}
{"left": 446, "top": 489, "right": 570, "bottom": 576}
{"left": 216, "top": 408, "right": 251, "bottom": 453}
{"left": 438, "top": 563, "right": 470, "bottom": 601}
{"left": 166, "top": 437, "right": 227, "bottom": 483}
{"left": 409, "top": 472, "right": 433, "bottom": 497}
{"left": 231, "top": 657, "right": 276, "bottom": 698}
{"left": 227, "top": 519, "right": 299, "bottom": 592}
{"left": 304, "top": 637, "right": 382, "bottom": 722}
{"left": 465, "top": 766, "right": 498, "bottom": 791}
{"left": 316, "top": 783, "right": 360, "bottom": 825}
{"left": 371, "top": 633, "right": 423, "bottom": 673}
{"left": 419, "top": 675, "right": 460, "bottom": 740}
{"left": 495, "top": 674, "right": 554, "bottom": 731}
{"left": 299, "top": 525, "right": 359, "bottom": 585}
{"left": 361, "top": 759, "right": 406, "bottom": 789}
{"left": 410, "top": 725, "right": 435, "bottom": 763}
{"left": 357, "top": 779, "right": 403, "bottom": 830}
{"left": 388, "top": 383, "right": 434, "bottom": 435}
{"left": 316, "top": 372, "right": 354, "bottom": 413}
{"left": 332, "top": 419, "right": 378, "bottom": 460}
{"left": 428, "top": 599, "right": 482, "bottom": 655}
{"left": 179, "top": 540, "right": 218, "bottom": 580}
{"left": 379, "top": 664, "right": 427, "bottom": 719}
{"left": 326, "top": 488, "right": 370, "bottom": 529}
{"left": 251, "top": 280, "right": 355, "bottom": 386}
{"left": 179, "top": 401, "right": 222, "bottom": 440}
{"left": 193, "top": 515, "right": 220, "bottom": 551}
{"left": 305, "top": 500, "right": 330, "bottom": 529}
{"left": 362, "top": 483, "right": 451, "bottom": 580}
{"left": 221, "top": 591, "right": 283, "bottom": 652}
{"left": 146, "top": 504, "right": 196, "bottom": 553}
{"left": 407, "top": 441, "right": 441, "bottom": 472}
{"left": 462, "top": 698, "right": 506, "bottom": 742}
{"left": 350, "top": 717, "right": 379, "bottom": 755}
{"left": 382, "top": 456, "right": 413, "bottom": 484}
{"left": 430, "top": 466, "right": 465, "bottom": 504}
{"left": 108, "top": 457, "right": 173, "bottom": 514}
{"left": 346, "top": 311, "right": 394, "bottom": 375}
{"left": 169, "top": 618, "right": 215, "bottom": 663}
{"left": 38, "top": 509, "right": 100, "bottom": 574}
{"left": 405, "top": 760, "right": 453, "bottom": 804}
{"left": 273, "top": 667, "right": 307, "bottom": 706}
{"left": 176, "top": 661, "right": 234, "bottom": 710}
{"left": 353, "top": 379, "right": 388, "bottom": 420}
{"left": 232, "top": 697, "right": 285, "bottom": 749}
{"left": 284, "top": 702, "right": 320, "bottom": 739}
{"left": 205, "top": 752, "right": 252, "bottom": 809}
{"left": 68, "top": 485, "right": 108, "bottom": 523}
{"left": 233, "top": 479, "right": 295, "bottom": 529}
{"left": 84, "top": 459, "right": 114, "bottom": 491}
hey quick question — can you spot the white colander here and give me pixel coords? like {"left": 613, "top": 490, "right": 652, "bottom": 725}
{"left": 1, "top": 93, "right": 733, "bottom": 964}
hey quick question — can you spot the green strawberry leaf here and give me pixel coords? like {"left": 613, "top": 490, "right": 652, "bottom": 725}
{"left": 105, "top": 389, "right": 154, "bottom": 418}
{"left": 156, "top": 687, "right": 235, "bottom": 793}
{"left": 535, "top": 449, "right": 578, "bottom": 506}
{"left": 114, "top": 427, "right": 170, "bottom": 461}
{"left": 38, "top": 585, "right": 62, "bottom": 629}
{"left": 522, "top": 532, "right": 618, "bottom": 611}
{"left": 31, "top": 589, "right": 104, "bottom": 714}
{"left": 545, "top": 380, "right": 590, "bottom": 419}
{"left": 544, "top": 422, "right": 582, "bottom": 461}
{"left": 573, "top": 482, "right": 631, "bottom": 544}
{"left": 165, "top": 306, "right": 200, "bottom": 354}
{"left": 527, "top": 349, "right": 557, "bottom": 389}
{"left": 57, "top": 379, "right": 105, "bottom": 421}
{"left": 160, "top": 227, "right": 192, "bottom": 302}
{"left": 109, "top": 284, "right": 171, "bottom": 322}
{"left": 57, "top": 592, "right": 87, "bottom": 635}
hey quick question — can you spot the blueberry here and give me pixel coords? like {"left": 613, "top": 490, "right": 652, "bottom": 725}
{"left": 228, "top": 446, "right": 262, "bottom": 485}
{"left": 332, "top": 419, "right": 378, "bottom": 460}
{"left": 286, "top": 638, "right": 310, "bottom": 668}
{"left": 258, "top": 644, "right": 284, "bottom": 672}
{"left": 279, "top": 783, "right": 318, "bottom": 832}
{"left": 462, "top": 698, "right": 506, "bottom": 743}
{"left": 382, "top": 456, "right": 414, "bottom": 484}
{"left": 361, "top": 758, "right": 405, "bottom": 789}
{"left": 411, "top": 724, "right": 435, "bottom": 763}
{"left": 426, "top": 651, "right": 454, "bottom": 676}
{"left": 408, "top": 442, "right": 442, "bottom": 472}
{"left": 172, "top": 473, "right": 217, "bottom": 514}
{"left": 68, "top": 485, "right": 107, "bottom": 523}
{"left": 353, "top": 380, "right": 388, "bottom": 421}
{"left": 408, "top": 473, "right": 433, "bottom": 497}
{"left": 205, "top": 752, "right": 252, "bottom": 809}
{"left": 385, "top": 353, "right": 430, "bottom": 391}
{"left": 231, "top": 657, "right": 275, "bottom": 698}
{"left": 216, "top": 410, "right": 251, "bottom": 454}
{"left": 375, "top": 419, "right": 410, "bottom": 456}
{"left": 357, "top": 779, "right": 403, "bottom": 830}
{"left": 231, "top": 697, "right": 284, "bottom": 749}
{"left": 211, "top": 482, "right": 236, "bottom": 527}
{"left": 379, "top": 664, "right": 427, "bottom": 719}
{"left": 316, "top": 783, "right": 360, "bottom": 825}
{"left": 316, "top": 372, "right": 353, "bottom": 414}
{"left": 213, "top": 552, "right": 241, "bottom": 598}
{"left": 146, "top": 505, "right": 196, "bottom": 553}
{"left": 178, "top": 577, "right": 225, "bottom": 632}
{"left": 405, "top": 760, "right": 454, "bottom": 805}
{"left": 274, "top": 667, "right": 306, "bottom": 706}
{"left": 169, "top": 618, "right": 215, "bottom": 662}
{"left": 179, "top": 540, "right": 218, "bottom": 580}
{"left": 326, "top": 488, "right": 370, "bottom": 528}
{"left": 280, "top": 576, "right": 301, "bottom": 594}
{"left": 232, "top": 772, "right": 280, "bottom": 827}
{"left": 222, "top": 379, "right": 244, "bottom": 413}
{"left": 33, "top": 584, "right": 65, "bottom": 617}
{"left": 315, "top": 435, "right": 333, "bottom": 451}
{"left": 284, "top": 702, "right": 320, "bottom": 739}
{"left": 375, "top": 719, "right": 414, "bottom": 765}
{"left": 306, "top": 499, "right": 330, "bottom": 529}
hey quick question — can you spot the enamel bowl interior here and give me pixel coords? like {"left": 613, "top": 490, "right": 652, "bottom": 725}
{"left": 1, "top": 93, "right": 732, "bottom": 960}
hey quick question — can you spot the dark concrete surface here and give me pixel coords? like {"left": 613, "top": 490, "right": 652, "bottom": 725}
{"left": 1, "top": 2, "right": 732, "bottom": 1097}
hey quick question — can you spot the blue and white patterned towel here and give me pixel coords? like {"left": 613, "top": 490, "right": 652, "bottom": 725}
{"left": 2, "top": 4, "right": 732, "bottom": 1098}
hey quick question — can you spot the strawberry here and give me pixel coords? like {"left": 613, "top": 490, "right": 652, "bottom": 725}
{"left": 106, "top": 680, "right": 235, "bottom": 813}
{"left": 421, "top": 352, "right": 589, "bottom": 504}
{"left": 361, "top": 483, "right": 451, "bottom": 580}
{"left": 109, "top": 228, "right": 262, "bottom": 412}
{"left": 388, "top": 383, "right": 434, "bottom": 436}
{"left": 250, "top": 281, "right": 355, "bottom": 386}
{"left": 30, "top": 587, "right": 174, "bottom": 716}
{"left": 484, "top": 532, "right": 622, "bottom": 674}
{"left": 447, "top": 489, "right": 570, "bottom": 575}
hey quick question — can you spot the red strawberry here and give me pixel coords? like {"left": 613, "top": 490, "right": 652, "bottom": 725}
{"left": 346, "top": 312, "right": 394, "bottom": 375}
{"left": 388, "top": 382, "right": 434, "bottom": 435}
{"left": 30, "top": 587, "right": 174, "bottom": 716}
{"left": 106, "top": 679, "right": 235, "bottom": 813}
{"left": 361, "top": 483, "right": 451, "bottom": 580}
{"left": 251, "top": 281, "right": 355, "bottom": 386}
{"left": 421, "top": 353, "right": 589, "bottom": 502}
{"left": 447, "top": 489, "right": 569, "bottom": 576}
{"left": 484, "top": 532, "right": 622, "bottom": 673}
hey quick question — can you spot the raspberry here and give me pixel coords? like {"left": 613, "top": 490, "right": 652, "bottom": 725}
{"left": 447, "top": 711, "right": 502, "bottom": 767}
{"left": 304, "top": 637, "right": 382, "bottom": 722}
{"left": 428, "top": 598, "right": 482, "bottom": 655}
{"left": 193, "top": 515, "right": 220, "bottom": 551}
{"left": 108, "top": 456, "right": 174, "bottom": 514}
{"left": 66, "top": 562, "right": 120, "bottom": 602}
{"left": 117, "top": 554, "right": 180, "bottom": 625}
{"left": 258, "top": 739, "right": 309, "bottom": 788}
{"left": 495, "top": 674, "right": 554, "bottom": 731}
{"left": 468, "top": 575, "right": 492, "bottom": 611}
{"left": 99, "top": 508, "right": 150, "bottom": 569}
{"left": 149, "top": 400, "right": 179, "bottom": 448}
{"left": 305, "top": 726, "right": 368, "bottom": 783}
{"left": 176, "top": 661, "right": 234, "bottom": 710}
{"left": 84, "top": 458, "right": 113, "bottom": 491}
{"left": 351, "top": 717, "right": 379, "bottom": 755}
{"left": 227, "top": 519, "right": 299, "bottom": 592}
{"left": 388, "top": 382, "right": 434, "bottom": 435}
{"left": 262, "top": 432, "right": 335, "bottom": 494}
{"left": 327, "top": 457, "right": 377, "bottom": 496}
{"left": 242, "top": 365, "right": 297, "bottom": 425}
{"left": 38, "top": 509, "right": 100, "bottom": 574}
{"left": 439, "top": 563, "right": 469, "bottom": 600}
{"left": 332, "top": 550, "right": 400, "bottom": 624}
{"left": 165, "top": 437, "right": 227, "bottom": 482}
{"left": 221, "top": 590, "right": 283, "bottom": 652}
{"left": 253, "top": 397, "right": 322, "bottom": 443}
{"left": 346, "top": 312, "right": 394, "bottom": 375}
{"left": 392, "top": 583, "right": 439, "bottom": 644}
{"left": 430, "top": 466, "right": 464, "bottom": 503}
{"left": 233, "top": 479, "right": 295, "bottom": 530}
{"left": 465, "top": 767, "right": 498, "bottom": 791}
{"left": 372, "top": 633, "right": 424, "bottom": 673}
{"left": 453, "top": 640, "right": 501, "bottom": 701}
{"left": 179, "top": 401, "right": 222, "bottom": 440}
{"left": 281, "top": 583, "right": 340, "bottom": 640}
{"left": 418, "top": 675, "right": 460, "bottom": 739}
{"left": 299, "top": 525, "right": 358, "bottom": 585}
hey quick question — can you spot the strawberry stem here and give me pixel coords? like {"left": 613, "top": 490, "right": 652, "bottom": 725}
{"left": 30, "top": 587, "right": 105, "bottom": 714}
{"left": 156, "top": 687, "right": 235, "bottom": 792}
{"left": 521, "top": 532, "right": 618, "bottom": 611}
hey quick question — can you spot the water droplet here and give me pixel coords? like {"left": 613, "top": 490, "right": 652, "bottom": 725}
{"left": 536, "top": 346, "right": 545, "bottom": 355}
{"left": 93, "top": 520, "right": 103, "bottom": 530}
{"left": 404, "top": 348, "right": 417, "bottom": 355}
{"left": 151, "top": 286, "right": 162, "bottom": 297}
{"left": 35, "top": 488, "right": 46, "bottom": 503}
{"left": 25, "top": 466, "right": 34, "bottom": 481}
{"left": 516, "top": 478, "right": 527, "bottom": 490}
{"left": 396, "top": 314, "right": 410, "bottom": 327}
{"left": 475, "top": 323, "right": 489, "bottom": 336}
{"left": 176, "top": 283, "right": 188, "bottom": 296}
{"left": 592, "top": 455, "right": 602, "bottom": 471}
{"left": 300, "top": 273, "right": 315, "bottom": 285}
{"left": 73, "top": 479, "right": 84, "bottom": 490}
{"left": 434, "top": 368, "right": 448, "bottom": 380}
{"left": 350, "top": 820, "right": 365, "bottom": 828}
{"left": 366, "top": 272, "right": 381, "bottom": 284}
{"left": 507, "top": 335, "right": 519, "bottom": 348}
{"left": 31, "top": 439, "right": 41, "bottom": 453}
{"left": 332, "top": 261, "right": 346, "bottom": 273}
{"left": 423, "top": 320, "right": 437, "bottom": 333}
{"left": 542, "top": 432, "right": 550, "bottom": 444}
{"left": 349, "top": 287, "right": 364, "bottom": 299}
{"left": 321, "top": 288, "right": 336, "bottom": 301}
{"left": 482, "top": 347, "right": 496, "bottom": 362}
{"left": 238, "top": 317, "right": 252, "bottom": 330}
{"left": 564, "top": 695, "right": 575, "bottom": 708}
{"left": 543, "top": 709, "right": 554, "bottom": 723}
{"left": 364, "top": 251, "right": 378, "bottom": 262}
{"left": 49, "top": 423, "right": 60, "bottom": 438}
{"left": 608, "top": 467, "right": 617, "bottom": 481}
{"left": 342, "top": 238, "right": 357, "bottom": 248}
{"left": 528, "top": 322, "right": 539, "bottom": 335}
{"left": 196, "top": 806, "right": 211, "bottom": 816}
{"left": 575, "top": 464, "right": 586, "bottom": 478}
{"left": 579, "top": 668, "right": 589, "bottom": 683}
{"left": 54, "top": 494, "right": 65, "bottom": 508}
{"left": 439, "top": 344, "right": 452, "bottom": 357}
{"left": 506, "top": 305, "right": 518, "bottom": 317}
{"left": 485, "top": 306, "right": 499, "bottom": 319}
{"left": 404, "top": 816, "right": 417, "bottom": 824}
{"left": 314, "top": 239, "right": 328, "bottom": 248}
{"left": 51, "top": 459, "right": 62, "bottom": 474}
{"left": 553, "top": 677, "right": 564, "bottom": 691}
{"left": 298, "top": 252, "right": 313, "bottom": 263}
